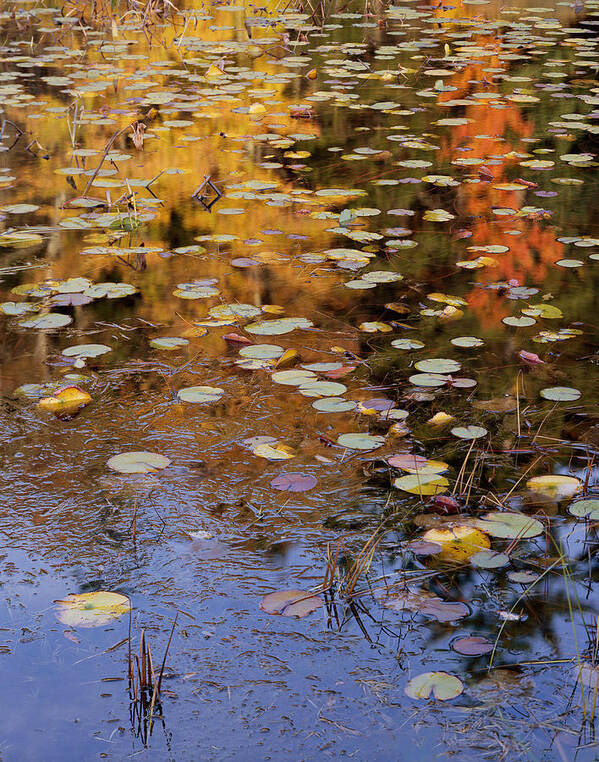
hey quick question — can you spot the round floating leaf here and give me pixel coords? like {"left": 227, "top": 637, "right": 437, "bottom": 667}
{"left": 451, "top": 426, "right": 488, "bottom": 440}
{"left": 451, "top": 336, "right": 484, "bottom": 348}
{"left": 569, "top": 500, "right": 599, "bottom": 521}
{"left": 540, "top": 386, "right": 581, "bottom": 402}
{"left": 503, "top": 316, "right": 536, "bottom": 328}
{"left": 56, "top": 591, "right": 130, "bottom": 628}
{"left": 474, "top": 512, "right": 543, "bottom": 539}
{"left": 422, "top": 526, "right": 490, "bottom": 563}
{"left": 312, "top": 397, "right": 356, "bottom": 413}
{"left": 62, "top": 343, "right": 112, "bottom": 359}
{"left": 178, "top": 386, "right": 224, "bottom": 403}
{"left": 470, "top": 550, "right": 510, "bottom": 569}
{"left": 0, "top": 301, "right": 39, "bottom": 316}
{"left": 405, "top": 672, "right": 463, "bottom": 701}
{"left": 150, "top": 337, "right": 189, "bottom": 350}
{"left": 252, "top": 442, "right": 295, "bottom": 461}
{"left": 260, "top": 590, "right": 322, "bottom": 618}
{"left": 414, "top": 358, "right": 461, "bottom": 374}
{"left": 337, "top": 433, "right": 385, "bottom": 451}
{"left": 452, "top": 636, "right": 493, "bottom": 656}
{"left": 240, "top": 344, "right": 283, "bottom": 360}
{"left": 246, "top": 317, "right": 313, "bottom": 335}
{"left": 527, "top": 474, "right": 581, "bottom": 500}
{"left": 271, "top": 370, "right": 316, "bottom": 386}
{"left": 393, "top": 474, "right": 449, "bottom": 496}
{"left": 392, "top": 339, "right": 424, "bottom": 350}
{"left": 508, "top": 571, "right": 539, "bottom": 584}
{"left": 1, "top": 203, "right": 39, "bottom": 214}
{"left": 270, "top": 473, "right": 317, "bottom": 492}
{"left": 298, "top": 380, "right": 347, "bottom": 398}
{"left": 409, "top": 373, "right": 448, "bottom": 388}
{"left": 19, "top": 313, "right": 72, "bottom": 330}
{"left": 107, "top": 451, "right": 171, "bottom": 474}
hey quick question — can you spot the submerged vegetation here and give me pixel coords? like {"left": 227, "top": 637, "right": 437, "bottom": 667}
{"left": 2, "top": 0, "right": 599, "bottom": 757}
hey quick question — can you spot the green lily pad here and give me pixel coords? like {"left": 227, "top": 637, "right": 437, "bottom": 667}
{"left": 107, "top": 451, "right": 171, "bottom": 473}
{"left": 178, "top": 386, "right": 225, "bottom": 403}
{"left": 540, "top": 386, "right": 581, "bottom": 402}
{"left": 473, "top": 512, "right": 543, "bottom": 539}
{"left": 62, "top": 344, "right": 112, "bottom": 359}
{"left": 150, "top": 337, "right": 189, "bottom": 350}
{"left": 337, "top": 433, "right": 385, "bottom": 451}
{"left": 569, "top": 500, "right": 599, "bottom": 521}
{"left": 405, "top": 672, "right": 463, "bottom": 701}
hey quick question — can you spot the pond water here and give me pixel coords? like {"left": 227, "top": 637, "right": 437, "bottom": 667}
{"left": 1, "top": 0, "right": 599, "bottom": 758}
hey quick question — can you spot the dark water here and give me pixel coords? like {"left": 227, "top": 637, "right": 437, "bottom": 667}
{"left": 1, "top": 0, "right": 599, "bottom": 758}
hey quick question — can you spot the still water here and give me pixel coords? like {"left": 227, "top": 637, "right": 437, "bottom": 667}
{"left": 1, "top": 0, "right": 599, "bottom": 758}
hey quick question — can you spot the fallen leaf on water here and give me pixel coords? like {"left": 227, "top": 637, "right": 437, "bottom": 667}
{"left": 38, "top": 386, "right": 91, "bottom": 417}
{"left": 452, "top": 636, "right": 493, "bottom": 656}
{"left": 260, "top": 590, "right": 322, "bottom": 618}
{"left": 270, "top": 473, "right": 317, "bottom": 492}
{"left": 518, "top": 350, "right": 544, "bottom": 366}
{"left": 422, "top": 526, "right": 490, "bottom": 563}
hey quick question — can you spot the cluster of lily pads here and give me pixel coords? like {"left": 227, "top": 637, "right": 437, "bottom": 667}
{"left": 2, "top": 0, "right": 599, "bottom": 722}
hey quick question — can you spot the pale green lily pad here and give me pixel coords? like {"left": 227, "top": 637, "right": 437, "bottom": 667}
{"left": 0, "top": 301, "right": 39, "bottom": 316}
{"left": 19, "top": 313, "right": 72, "bottom": 329}
{"left": 473, "top": 512, "right": 543, "bottom": 539}
{"left": 409, "top": 373, "right": 448, "bottom": 388}
{"left": 298, "top": 381, "right": 347, "bottom": 398}
{"left": 313, "top": 397, "right": 356, "bottom": 413}
{"left": 1, "top": 203, "right": 40, "bottom": 214}
{"left": 55, "top": 591, "right": 131, "bottom": 628}
{"left": 451, "top": 425, "right": 488, "bottom": 440}
{"left": 107, "top": 451, "right": 171, "bottom": 473}
{"left": 392, "top": 339, "right": 424, "bottom": 350}
{"left": 239, "top": 344, "right": 284, "bottom": 360}
{"left": 337, "top": 433, "right": 385, "bottom": 450}
{"left": 178, "top": 386, "right": 225, "bottom": 403}
{"left": 62, "top": 344, "right": 112, "bottom": 359}
{"left": 405, "top": 672, "right": 463, "bottom": 701}
{"left": 414, "top": 358, "right": 461, "bottom": 374}
{"left": 451, "top": 336, "right": 484, "bottom": 348}
{"left": 271, "top": 370, "right": 316, "bottom": 386}
{"left": 470, "top": 550, "right": 510, "bottom": 569}
{"left": 540, "top": 386, "right": 581, "bottom": 402}
{"left": 150, "top": 337, "right": 189, "bottom": 350}
{"left": 174, "top": 285, "right": 220, "bottom": 299}
{"left": 569, "top": 500, "right": 599, "bottom": 521}
{"left": 246, "top": 317, "right": 313, "bottom": 335}
{"left": 393, "top": 474, "right": 449, "bottom": 495}
{"left": 527, "top": 474, "right": 580, "bottom": 500}
{"left": 503, "top": 316, "right": 536, "bottom": 328}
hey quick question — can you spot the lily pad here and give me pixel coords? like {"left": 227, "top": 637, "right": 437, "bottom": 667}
{"left": 62, "top": 344, "right": 112, "bottom": 359}
{"left": 260, "top": 590, "right": 322, "bottom": 618}
{"left": 270, "top": 473, "right": 317, "bottom": 492}
{"left": 527, "top": 474, "right": 581, "bottom": 500}
{"left": 337, "top": 433, "right": 385, "bottom": 451}
{"left": 107, "top": 451, "right": 171, "bottom": 474}
{"left": 405, "top": 672, "right": 463, "bottom": 701}
{"left": 540, "top": 387, "right": 581, "bottom": 402}
{"left": 55, "top": 591, "right": 131, "bottom": 628}
{"left": 178, "top": 386, "right": 224, "bottom": 403}
{"left": 473, "top": 512, "right": 543, "bottom": 539}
